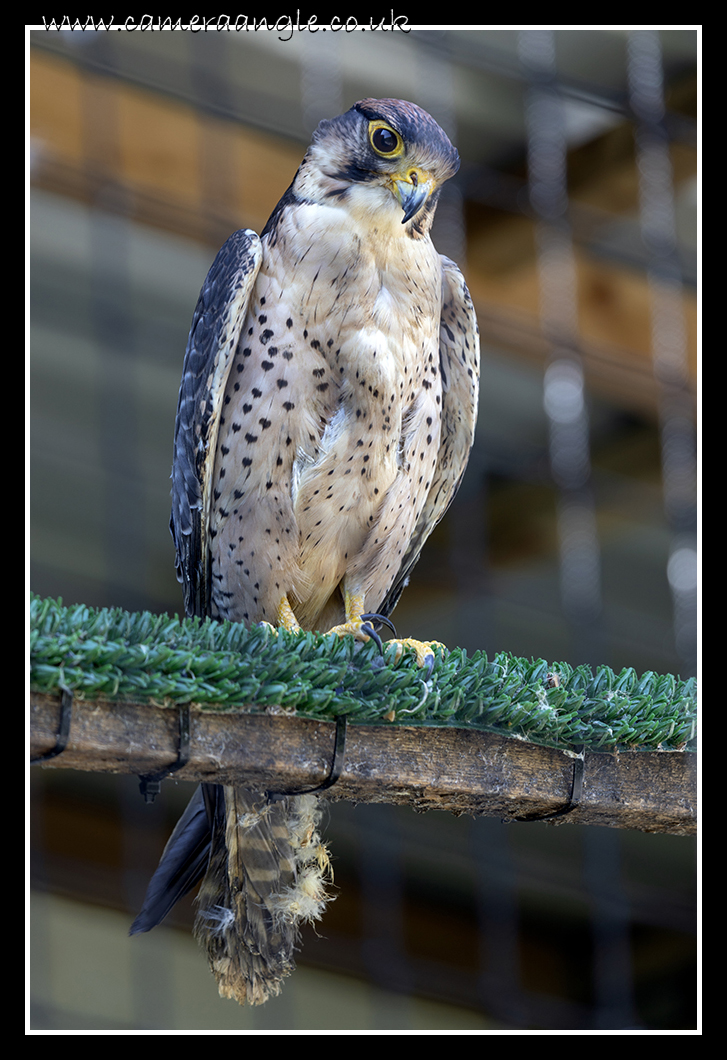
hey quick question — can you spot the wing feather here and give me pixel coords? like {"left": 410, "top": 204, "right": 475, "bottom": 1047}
{"left": 129, "top": 784, "right": 217, "bottom": 935}
{"left": 170, "top": 229, "right": 262, "bottom": 619}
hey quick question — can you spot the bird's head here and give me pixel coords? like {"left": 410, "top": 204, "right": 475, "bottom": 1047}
{"left": 296, "top": 98, "right": 460, "bottom": 236}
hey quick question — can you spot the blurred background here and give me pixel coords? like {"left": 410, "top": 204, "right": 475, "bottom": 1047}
{"left": 28, "top": 26, "right": 698, "bottom": 1030}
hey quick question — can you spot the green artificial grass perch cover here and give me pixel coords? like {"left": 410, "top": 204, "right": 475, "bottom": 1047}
{"left": 30, "top": 594, "right": 696, "bottom": 753}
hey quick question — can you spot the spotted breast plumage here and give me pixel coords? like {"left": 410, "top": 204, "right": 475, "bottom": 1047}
{"left": 131, "top": 98, "right": 480, "bottom": 1005}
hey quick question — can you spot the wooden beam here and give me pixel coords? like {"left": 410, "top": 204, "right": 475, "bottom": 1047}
{"left": 30, "top": 691, "right": 696, "bottom": 835}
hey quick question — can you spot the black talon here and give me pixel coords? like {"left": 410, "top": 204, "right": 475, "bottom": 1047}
{"left": 361, "top": 612, "right": 397, "bottom": 637}
{"left": 360, "top": 622, "right": 384, "bottom": 654}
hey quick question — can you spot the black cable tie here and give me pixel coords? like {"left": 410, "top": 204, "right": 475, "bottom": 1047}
{"left": 311, "top": 714, "right": 348, "bottom": 793}
{"left": 268, "top": 714, "right": 348, "bottom": 800}
{"left": 31, "top": 688, "right": 73, "bottom": 764}
{"left": 510, "top": 746, "right": 585, "bottom": 823}
{"left": 137, "top": 705, "right": 191, "bottom": 803}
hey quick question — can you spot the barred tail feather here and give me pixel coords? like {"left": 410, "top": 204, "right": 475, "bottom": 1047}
{"left": 194, "top": 787, "right": 333, "bottom": 1005}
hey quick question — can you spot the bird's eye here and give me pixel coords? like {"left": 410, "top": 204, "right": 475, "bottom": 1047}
{"left": 369, "top": 123, "right": 402, "bottom": 157}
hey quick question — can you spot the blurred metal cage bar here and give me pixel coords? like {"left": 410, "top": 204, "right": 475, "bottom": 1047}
{"left": 301, "top": 31, "right": 345, "bottom": 133}
{"left": 471, "top": 816, "right": 526, "bottom": 1026}
{"left": 519, "top": 28, "right": 603, "bottom": 666}
{"left": 357, "top": 805, "right": 417, "bottom": 1026}
{"left": 517, "top": 29, "right": 642, "bottom": 1030}
{"left": 415, "top": 30, "right": 468, "bottom": 269}
{"left": 79, "top": 39, "right": 148, "bottom": 613}
{"left": 190, "top": 33, "right": 246, "bottom": 245}
{"left": 627, "top": 30, "right": 698, "bottom": 676}
{"left": 583, "top": 825, "right": 639, "bottom": 1029}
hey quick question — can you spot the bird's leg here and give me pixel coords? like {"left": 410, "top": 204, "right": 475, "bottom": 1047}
{"left": 257, "top": 594, "right": 303, "bottom": 636}
{"left": 325, "top": 588, "right": 379, "bottom": 645}
{"left": 277, "top": 594, "right": 303, "bottom": 633}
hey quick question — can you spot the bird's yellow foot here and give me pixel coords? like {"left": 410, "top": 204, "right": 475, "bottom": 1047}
{"left": 324, "top": 590, "right": 395, "bottom": 653}
{"left": 325, "top": 618, "right": 369, "bottom": 641}
{"left": 386, "top": 637, "right": 447, "bottom": 670}
{"left": 324, "top": 589, "right": 445, "bottom": 670}
{"left": 325, "top": 612, "right": 395, "bottom": 653}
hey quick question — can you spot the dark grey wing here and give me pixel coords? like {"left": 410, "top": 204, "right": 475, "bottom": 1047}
{"left": 134, "top": 235, "right": 265, "bottom": 949}
{"left": 129, "top": 784, "right": 219, "bottom": 934}
{"left": 171, "top": 228, "right": 263, "bottom": 619}
{"left": 377, "top": 256, "right": 480, "bottom": 619}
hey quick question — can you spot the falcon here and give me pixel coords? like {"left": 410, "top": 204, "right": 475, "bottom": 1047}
{"left": 131, "top": 98, "right": 480, "bottom": 1005}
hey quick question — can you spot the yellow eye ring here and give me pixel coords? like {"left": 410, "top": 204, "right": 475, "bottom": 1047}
{"left": 368, "top": 121, "right": 404, "bottom": 158}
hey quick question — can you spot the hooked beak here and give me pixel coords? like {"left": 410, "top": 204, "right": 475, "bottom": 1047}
{"left": 393, "top": 169, "right": 436, "bottom": 224}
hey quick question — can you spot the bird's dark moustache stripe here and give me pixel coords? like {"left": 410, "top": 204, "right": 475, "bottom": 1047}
{"left": 330, "top": 161, "right": 378, "bottom": 185}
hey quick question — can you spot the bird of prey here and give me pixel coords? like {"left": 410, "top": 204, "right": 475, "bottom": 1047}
{"left": 130, "top": 98, "right": 479, "bottom": 1006}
